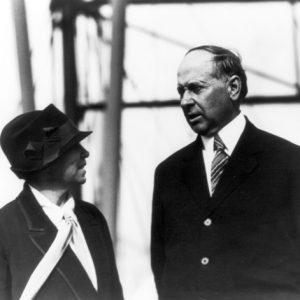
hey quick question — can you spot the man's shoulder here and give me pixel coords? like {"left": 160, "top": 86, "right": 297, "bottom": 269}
{"left": 241, "top": 120, "right": 300, "bottom": 169}
{"left": 156, "top": 139, "right": 199, "bottom": 172}
{"left": 253, "top": 125, "right": 300, "bottom": 153}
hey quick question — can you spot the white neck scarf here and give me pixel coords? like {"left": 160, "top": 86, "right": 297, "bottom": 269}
{"left": 20, "top": 186, "right": 98, "bottom": 300}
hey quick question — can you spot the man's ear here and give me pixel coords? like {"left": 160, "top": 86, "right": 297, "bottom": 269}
{"left": 227, "top": 75, "right": 241, "bottom": 101}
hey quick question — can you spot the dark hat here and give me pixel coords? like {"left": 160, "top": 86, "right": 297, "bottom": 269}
{"left": 0, "top": 104, "right": 92, "bottom": 174}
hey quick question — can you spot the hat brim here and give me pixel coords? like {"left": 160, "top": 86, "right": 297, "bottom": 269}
{"left": 11, "top": 130, "right": 92, "bottom": 174}
{"left": 60, "top": 130, "right": 92, "bottom": 156}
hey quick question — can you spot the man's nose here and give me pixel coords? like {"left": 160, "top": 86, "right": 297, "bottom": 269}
{"left": 180, "top": 90, "right": 194, "bottom": 107}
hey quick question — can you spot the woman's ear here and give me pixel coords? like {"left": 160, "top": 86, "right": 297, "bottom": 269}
{"left": 227, "top": 75, "right": 241, "bottom": 101}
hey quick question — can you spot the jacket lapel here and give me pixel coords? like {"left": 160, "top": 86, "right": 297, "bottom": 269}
{"left": 18, "top": 184, "right": 57, "bottom": 253}
{"left": 181, "top": 137, "right": 211, "bottom": 210}
{"left": 75, "top": 203, "right": 117, "bottom": 298}
{"left": 206, "top": 120, "right": 263, "bottom": 216}
{"left": 75, "top": 204, "right": 104, "bottom": 291}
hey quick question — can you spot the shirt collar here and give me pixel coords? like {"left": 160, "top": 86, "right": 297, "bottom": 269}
{"left": 29, "top": 185, "right": 75, "bottom": 226}
{"left": 201, "top": 113, "right": 246, "bottom": 155}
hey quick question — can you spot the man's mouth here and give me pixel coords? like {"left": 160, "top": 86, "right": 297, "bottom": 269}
{"left": 187, "top": 113, "right": 202, "bottom": 123}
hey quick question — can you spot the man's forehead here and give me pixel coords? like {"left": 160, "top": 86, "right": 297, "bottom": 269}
{"left": 178, "top": 50, "right": 214, "bottom": 71}
{"left": 177, "top": 50, "right": 215, "bottom": 80}
{"left": 186, "top": 49, "right": 213, "bottom": 60}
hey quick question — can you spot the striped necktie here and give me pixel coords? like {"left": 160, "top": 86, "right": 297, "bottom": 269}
{"left": 211, "top": 134, "right": 229, "bottom": 194}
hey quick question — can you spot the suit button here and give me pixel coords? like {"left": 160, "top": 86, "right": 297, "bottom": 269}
{"left": 204, "top": 218, "right": 212, "bottom": 226}
{"left": 201, "top": 257, "right": 209, "bottom": 265}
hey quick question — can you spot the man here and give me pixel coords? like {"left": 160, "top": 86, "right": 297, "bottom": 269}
{"left": 0, "top": 104, "right": 124, "bottom": 300}
{"left": 151, "top": 45, "right": 300, "bottom": 300}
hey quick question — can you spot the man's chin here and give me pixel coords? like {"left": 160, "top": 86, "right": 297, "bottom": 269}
{"left": 190, "top": 123, "right": 209, "bottom": 136}
{"left": 190, "top": 122, "right": 219, "bottom": 137}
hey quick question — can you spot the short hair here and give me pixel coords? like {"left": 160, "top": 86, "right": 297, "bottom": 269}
{"left": 186, "top": 45, "right": 248, "bottom": 100}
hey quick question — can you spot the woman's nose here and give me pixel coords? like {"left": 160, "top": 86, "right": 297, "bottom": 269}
{"left": 79, "top": 145, "right": 89, "bottom": 158}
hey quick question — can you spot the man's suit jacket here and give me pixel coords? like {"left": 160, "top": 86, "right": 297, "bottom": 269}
{"left": 0, "top": 184, "right": 124, "bottom": 300}
{"left": 151, "top": 120, "right": 300, "bottom": 300}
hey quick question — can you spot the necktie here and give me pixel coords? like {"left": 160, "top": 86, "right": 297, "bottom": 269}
{"left": 211, "top": 134, "right": 229, "bottom": 194}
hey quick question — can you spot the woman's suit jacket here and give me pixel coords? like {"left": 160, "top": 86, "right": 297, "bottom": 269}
{"left": 151, "top": 120, "right": 300, "bottom": 300}
{"left": 0, "top": 184, "right": 124, "bottom": 300}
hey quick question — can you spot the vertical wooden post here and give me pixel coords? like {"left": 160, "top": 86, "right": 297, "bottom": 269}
{"left": 60, "top": 2, "right": 78, "bottom": 122}
{"left": 101, "top": 0, "right": 127, "bottom": 243}
{"left": 11, "top": 0, "right": 35, "bottom": 112}
{"left": 51, "top": 0, "right": 80, "bottom": 198}
{"left": 291, "top": 0, "right": 300, "bottom": 94}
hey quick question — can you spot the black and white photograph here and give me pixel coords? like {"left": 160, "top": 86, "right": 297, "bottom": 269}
{"left": 1, "top": 0, "right": 300, "bottom": 299}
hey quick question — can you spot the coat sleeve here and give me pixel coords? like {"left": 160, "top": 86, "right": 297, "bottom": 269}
{"left": 151, "top": 165, "right": 166, "bottom": 293}
{"left": 289, "top": 149, "right": 300, "bottom": 245}
{"left": 0, "top": 227, "right": 11, "bottom": 300}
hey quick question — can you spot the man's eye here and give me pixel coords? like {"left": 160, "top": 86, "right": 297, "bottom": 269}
{"left": 189, "top": 84, "right": 202, "bottom": 94}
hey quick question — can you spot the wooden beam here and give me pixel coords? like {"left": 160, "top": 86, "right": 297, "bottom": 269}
{"left": 101, "top": 0, "right": 127, "bottom": 243}
{"left": 95, "top": 0, "right": 298, "bottom": 4}
{"left": 11, "top": 0, "right": 35, "bottom": 112}
{"left": 77, "top": 95, "right": 300, "bottom": 112}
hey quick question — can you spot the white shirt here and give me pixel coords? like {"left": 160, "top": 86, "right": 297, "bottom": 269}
{"left": 29, "top": 185, "right": 98, "bottom": 290}
{"left": 201, "top": 113, "right": 246, "bottom": 196}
